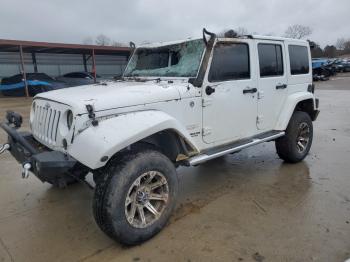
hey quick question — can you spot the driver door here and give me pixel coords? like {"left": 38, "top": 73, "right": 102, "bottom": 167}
{"left": 202, "top": 40, "right": 258, "bottom": 145}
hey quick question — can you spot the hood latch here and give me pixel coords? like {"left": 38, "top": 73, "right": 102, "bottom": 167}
{"left": 86, "top": 104, "right": 99, "bottom": 126}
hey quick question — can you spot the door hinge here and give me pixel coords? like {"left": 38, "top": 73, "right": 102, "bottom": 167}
{"left": 256, "top": 115, "right": 263, "bottom": 125}
{"left": 202, "top": 127, "right": 212, "bottom": 136}
{"left": 202, "top": 98, "right": 213, "bottom": 107}
{"left": 258, "top": 91, "right": 264, "bottom": 99}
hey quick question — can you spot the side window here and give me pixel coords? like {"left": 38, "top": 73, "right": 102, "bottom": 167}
{"left": 258, "top": 44, "right": 284, "bottom": 77}
{"left": 208, "top": 43, "right": 250, "bottom": 82}
{"left": 288, "top": 45, "right": 310, "bottom": 75}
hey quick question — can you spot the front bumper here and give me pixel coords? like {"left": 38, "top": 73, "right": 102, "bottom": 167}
{"left": 0, "top": 120, "right": 77, "bottom": 183}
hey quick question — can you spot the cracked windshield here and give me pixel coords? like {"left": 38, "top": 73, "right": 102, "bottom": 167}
{"left": 124, "top": 39, "right": 205, "bottom": 78}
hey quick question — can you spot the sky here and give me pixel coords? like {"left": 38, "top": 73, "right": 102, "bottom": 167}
{"left": 0, "top": 0, "right": 349, "bottom": 47}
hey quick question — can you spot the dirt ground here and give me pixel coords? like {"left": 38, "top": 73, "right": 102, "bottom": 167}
{"left": 0, "top": 76, "right": 350, "bottom": 262}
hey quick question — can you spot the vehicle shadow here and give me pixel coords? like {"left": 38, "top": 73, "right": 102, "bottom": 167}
{"left": 174, "top": 153, "right": 312, "bottom": 220}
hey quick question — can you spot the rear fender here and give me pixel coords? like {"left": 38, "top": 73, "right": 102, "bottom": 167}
{"left": 68, "top": 110, "right": 197, "bottom": 169}
{"left": 275, "top": 92, "right": 316, "bottom": 130}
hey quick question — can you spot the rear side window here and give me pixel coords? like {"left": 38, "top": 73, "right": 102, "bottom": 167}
{"left": 258, "top": 44, "right": 284, "bottom": 77}
{"left": 209, "top": 43, "right": 250, "bottom": 82}
{"left": 288, "top": 45, "right": 310, "bottom": 75}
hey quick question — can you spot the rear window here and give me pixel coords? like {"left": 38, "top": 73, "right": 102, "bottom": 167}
{"left": 288, "top": 45, "right": 310, "bottom": 75}
{"left": 209, "top": 43, "right": 250, "bottom": 82}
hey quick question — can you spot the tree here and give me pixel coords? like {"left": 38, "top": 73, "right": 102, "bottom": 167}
{"left": 82, "top": 37, "right": 93, "bottom": 45}
{"left": 312, "top": 46, "right": 324, "bottom": 58}
{"left": 111, "top": 41, "right": 127, "bottom": 47}
{"left": 285, "top": 24, "right": 312, "bottom": 39}
{"left": 323, "top": 45, "right": 337, "bottom": 58}
{"left": 336, "top": 38, "right": 347, "bottom": 50}
{"left": 83, "top": 35, "right": 126, "bottom": 47}
{"left": 343, "top": 40, "right": 350, "bottom": 53}
{"left": 310, "top": 41, "right": 324, "bottom": 58}
{"left": 95, "top": 34, "right": 111, "bottom": 46}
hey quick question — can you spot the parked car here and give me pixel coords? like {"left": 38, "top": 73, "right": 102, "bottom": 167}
{"left": 312, "top": 59, "right": 337, "bottom": 81}
{"left": 56, "top": 72, "right": 100, "bottom": 87}
{"left": 335, "top": 60, "right": 350, "bottom": 72}
{"left": 325, "top": 59, "right": 341, "bottom": 74}
{"left": 0, "top": 29, "right": 319, "bottom": 245}
{"left": 0, "top": 73, "right": 67, "bottom": 97}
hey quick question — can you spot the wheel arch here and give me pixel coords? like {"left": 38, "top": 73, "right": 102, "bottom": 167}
{"left": 68, "top": 110, "right": 199, "bottom": 170}
{"left": 275, "top": 92, "right": 317, "bottom": 130}
{"left": 132, "top": 129, "right": 198, "bottom": 163}
{"left": 294, "top": 98, "right": 319, "bottom": 121}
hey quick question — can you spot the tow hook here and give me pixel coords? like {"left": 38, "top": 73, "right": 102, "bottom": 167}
{"left": 22, "top": 162, "right": 31, "bottom": 179}
{"left": 0, "top": 143, "right": 10, "bottom": 154}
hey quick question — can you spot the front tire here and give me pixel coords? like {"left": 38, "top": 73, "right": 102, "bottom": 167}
{"left": 93, "top": 148, "right": 178, "bottom": 245}
{"left": 275, "top": 111, "right": 313, "bottom": 163}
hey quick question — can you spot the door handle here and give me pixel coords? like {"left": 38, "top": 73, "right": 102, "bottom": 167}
{"left": 205, "top": 86, "right": 216, "bottom": 95}
{"left": 276, "top": 84, "right": 287, "bottom": 90}
{"left": 243, "top": 87, "right": 257, "bottom": 94}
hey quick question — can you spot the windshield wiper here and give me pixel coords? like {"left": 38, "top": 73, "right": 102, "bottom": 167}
{"left": 123, "top": 76, "right": 169, "bottom": 83}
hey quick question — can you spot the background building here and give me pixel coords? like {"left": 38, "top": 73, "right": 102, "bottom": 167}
{"left": 0, "top": 39, "right": 131, "bottom": 80}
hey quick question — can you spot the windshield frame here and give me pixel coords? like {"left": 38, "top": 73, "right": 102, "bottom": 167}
{"left": 122, "top": 38, "right": 206, "bottom": 80}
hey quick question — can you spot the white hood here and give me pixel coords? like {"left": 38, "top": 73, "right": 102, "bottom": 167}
{"left": 35, "top": 80, "right": 185, "bottom": 113}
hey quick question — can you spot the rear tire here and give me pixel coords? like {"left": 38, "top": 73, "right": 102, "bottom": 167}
{"left": 275, "top": 111, "right": 313, "bottom": 163}
{"left": 93, "top": 148, "right": 178, "bottom": 245}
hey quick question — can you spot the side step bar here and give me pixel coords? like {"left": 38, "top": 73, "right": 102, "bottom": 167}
{"left": 188, "top": 131, "right": 285, "bottom": 166}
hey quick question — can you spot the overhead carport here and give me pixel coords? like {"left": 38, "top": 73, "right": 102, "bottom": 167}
{"left": 0, "top": 39, "right": 131, "bottom": 97}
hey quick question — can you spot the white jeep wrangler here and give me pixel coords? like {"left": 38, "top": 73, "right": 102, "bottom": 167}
{"left": 0, "top": 29, "right": 319, "bottom": 245}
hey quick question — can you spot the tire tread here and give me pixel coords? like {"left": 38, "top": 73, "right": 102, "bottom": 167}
{"left": 92, "top": 147, "right": 177, "bottom": 245}
{"left": 275, "top": 111, "right": 313, "bottom": 163}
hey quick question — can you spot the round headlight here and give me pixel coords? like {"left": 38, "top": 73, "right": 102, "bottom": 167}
{"left": 67, "top": 110, "right": 73, "bottom": 129}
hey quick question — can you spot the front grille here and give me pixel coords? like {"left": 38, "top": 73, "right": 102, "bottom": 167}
{"left": 32, "top": 103, "right": 61, "bottom": 146}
